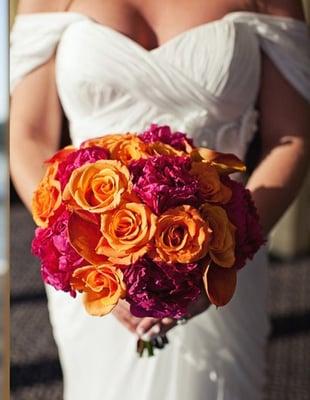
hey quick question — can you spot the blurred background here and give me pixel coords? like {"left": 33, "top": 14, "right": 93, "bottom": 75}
{"left": 9, "top": 1, "right": 310, "bottom": 400}
{"left": 1, "top": 0, "right": 8, "bottom": 399}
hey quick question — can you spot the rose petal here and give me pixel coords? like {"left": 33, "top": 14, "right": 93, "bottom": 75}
{"left": 32, "top": 163, "right": 62, "bottom": 227}
{"left": 83, "top": 294, "right": 116, "bottom": 316}
{"left": 62, "top": 159, "right": 131, "bottom": 213}
{"left": 68, "top": 212, "right": 108, "bottom": 265}
{"left": 203, "top": 262, "right": 237, "bottom": 306}
{"left": 71, "top": 265, "right": 126, "bottom": 316}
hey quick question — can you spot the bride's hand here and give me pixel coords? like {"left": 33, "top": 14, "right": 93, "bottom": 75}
{"left": 112, "top": 299, "right": 142, "bottom": 334}
{"left": 135, "top": 293, "right": 211, "bottom": 341}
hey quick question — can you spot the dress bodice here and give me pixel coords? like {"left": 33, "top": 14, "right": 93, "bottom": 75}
{"left": 10, "top": 11, "right": 310, "bottom": 158}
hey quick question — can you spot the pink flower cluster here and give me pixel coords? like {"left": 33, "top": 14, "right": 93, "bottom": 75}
{"left": 32, "top": 206, "right": 84, "bottom": 296}
{"left": 130, "top": 155, "right": 199, "bottom": 214}
{"left": 124, "top": 258, "right": 202, "bottom": 318}
{"left": 222, "top": 177, "right": 265, "bottom": 270}
{"left": 139, "top": 123, "right": 194, "bottom": 152}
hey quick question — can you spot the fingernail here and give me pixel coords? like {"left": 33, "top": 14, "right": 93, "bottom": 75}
{"left": 151, "top": 324, "right": 160, "bottom": 334}
{"left": 136, "top": 327, "right": 145, "bottom": 337}
{"left": 141, "top": 325, "right": 161, "bottom": 341}
{"left": 141, "top": 333, "right": 151, "bottom": 341}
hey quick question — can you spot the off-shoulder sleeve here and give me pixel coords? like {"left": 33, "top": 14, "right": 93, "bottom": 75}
{"left": 225, "top": 12, "right": 310, "bottom": 102}
{"left": 10, "top": 12, "right": 86, "bottom": 93}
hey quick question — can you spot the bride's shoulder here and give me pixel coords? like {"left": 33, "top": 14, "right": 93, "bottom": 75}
{"left": 17, "top": 0, "right": 74, "bottom": 14}
{"left": 10, "top": 0, "right": 79, "bottom": 94}
{"left": 255, "top": 0, "right": 305, "bottom": 20}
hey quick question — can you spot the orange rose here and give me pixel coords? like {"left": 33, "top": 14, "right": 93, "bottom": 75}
{"left": 70, "top": 265, "right": 126, "bottom": 316}
{"left": 63, "top": 160, "right": 131, "bottom": 213}
{"left": 200, "top": 203, "right": 235, "bottom": 268}
{"left": 81, "top": 134, "right": 124, "bottom": 151}
{"left": 96, "top": 202, "right": 157, "bottom": 265}
{"left": 146, "top": 141, "right": 185, "bottom": 157}
{"left": 109, "top": 134, "right": 149, "bottom": 165}
{"left": 32, "top": 163, "right": 62, "bottom": 227}
{"left": 191, "top": 147, "right": 246, "bottom": 175}
{"left": 155, "top": 205, "right": 212, "bottom": 263}
{"left": 83, "top": 133, "right": 149, "bottom": 165}
{"left": 190, "top": 162, "right": 232, "bottom": 204}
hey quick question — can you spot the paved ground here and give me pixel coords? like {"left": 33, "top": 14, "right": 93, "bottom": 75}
{"left": 10, "top": 204, "right": 310, "bottom": 400}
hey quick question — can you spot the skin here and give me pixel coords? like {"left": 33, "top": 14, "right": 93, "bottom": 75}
{"left": 11, "top": 0, "right": 310, "bottom": 341}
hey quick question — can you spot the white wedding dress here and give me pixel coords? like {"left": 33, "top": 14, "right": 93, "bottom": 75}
{"left": 11, "top": 11, "right": 310, "bottom": 400}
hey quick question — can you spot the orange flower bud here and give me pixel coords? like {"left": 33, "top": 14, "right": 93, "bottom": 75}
{"left": 32, "top": 163, "right": 61, "bottom": 227}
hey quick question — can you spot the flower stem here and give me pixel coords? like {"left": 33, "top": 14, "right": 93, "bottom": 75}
{"left": 136, "top": 339, "right": 154, "bottom": 357}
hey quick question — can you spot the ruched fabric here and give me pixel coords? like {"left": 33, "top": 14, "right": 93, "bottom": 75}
{"left": 10, "top": 11, "right": 310, "bottom": 400}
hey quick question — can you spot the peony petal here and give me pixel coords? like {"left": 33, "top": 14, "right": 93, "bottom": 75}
{"left": 124, "top": 257, "right": 201, "bottom": 318}
{"left": 68, "top": 212, "right": 108, "bottom": 265}
{"left": 191, "top": 148, "right": 246, "bottom": 174}
{"left": 203, "top": 262, "right": 237, "bottom": 306}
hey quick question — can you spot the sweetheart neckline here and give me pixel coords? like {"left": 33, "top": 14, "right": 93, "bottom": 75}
{"left": 15, "top": 10, "right": 308, "bottom": 54}
{"left": 78, "top": 16, "right": 233, "bottom": 54}
{"left": 28, "top": 10, "right": 240, "bottom": 53}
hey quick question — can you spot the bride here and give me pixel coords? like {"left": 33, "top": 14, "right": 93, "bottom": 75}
{"left": 10, "top": 0, "right": 310, "bottom": 399}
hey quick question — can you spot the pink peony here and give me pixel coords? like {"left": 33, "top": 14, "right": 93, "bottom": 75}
{"left": 139, "top": 124, "right": 194, "bottom": 152}
{"left": 123, "top": 257, "right": 202, "bottom": 318}
{"left": 129, "top": 155, "right": 199, "bottom": 214}
{"left": 31, "top": 206, "right": 85, "bottom": 295}
{"left": 222, "top": 176, "right": 265, "bottom": 269}
{"left": 56, "top": 147, "right": 109, "bottom": 190}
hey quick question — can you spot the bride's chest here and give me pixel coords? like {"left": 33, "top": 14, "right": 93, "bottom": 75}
{"left": 55, "top": 19, "right": 261, "bottom": 119}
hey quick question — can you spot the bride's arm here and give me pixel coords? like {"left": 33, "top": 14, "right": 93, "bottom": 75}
{"left": 10, "top": 57, "right": 62, "bottom": 211}
{"left": 246, "top": 0, "right": 310, "bottom": 236}
{"left": 10, "top": 0, "right": 72, "bottom": 209}
{"left": 247, "top": 53, "right": 310, "bottom": 236}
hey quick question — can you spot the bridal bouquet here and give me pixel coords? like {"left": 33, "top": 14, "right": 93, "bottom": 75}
{"left": 31, "top": 124, "right": 264, "bottom": 354}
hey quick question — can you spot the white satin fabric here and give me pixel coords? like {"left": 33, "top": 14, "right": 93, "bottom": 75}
{"left": 11, "top": 11, "right": 310, "bottom": 400}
